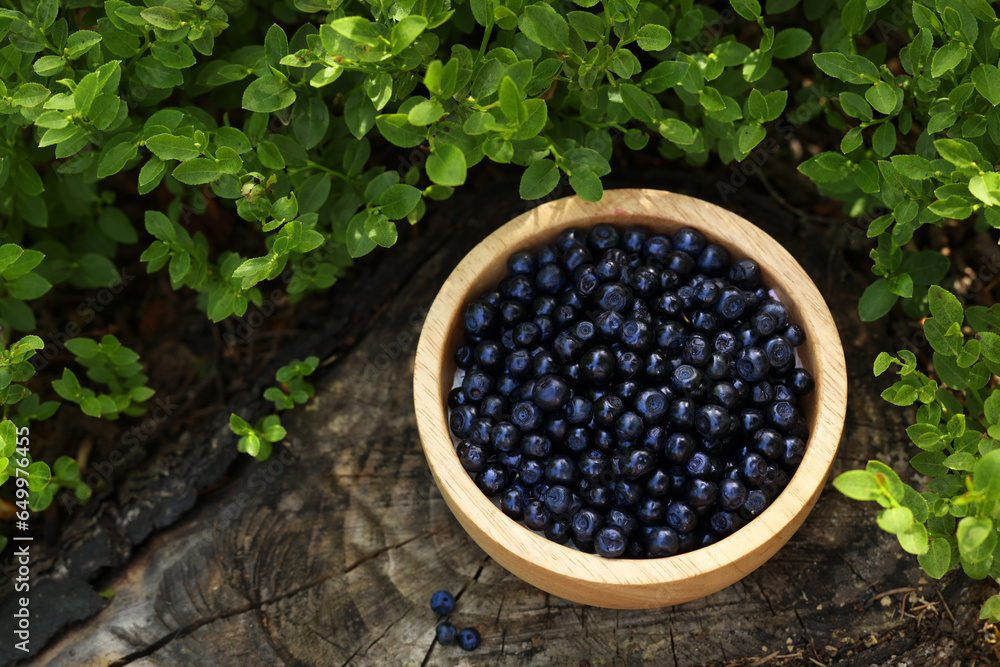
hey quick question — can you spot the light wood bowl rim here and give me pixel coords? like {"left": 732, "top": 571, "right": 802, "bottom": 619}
{"left": 413, "top": 188, "right": 848, "bottom": 609}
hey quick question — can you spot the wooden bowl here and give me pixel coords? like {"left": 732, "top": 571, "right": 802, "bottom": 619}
{"left": 413, "top": 189, "right": 847, "bottom": 609}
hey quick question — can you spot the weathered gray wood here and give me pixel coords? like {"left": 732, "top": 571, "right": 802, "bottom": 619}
{"left": 11, "top": 171, "right": 999, "bottom": 666}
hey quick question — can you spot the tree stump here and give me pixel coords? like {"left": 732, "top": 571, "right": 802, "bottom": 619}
{"left": 5, "top": 170, "right": 997, "bottom": 666}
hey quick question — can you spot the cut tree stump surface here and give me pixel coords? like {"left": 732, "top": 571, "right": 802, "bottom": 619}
{"left": 5, "top": 171, "right": 996, "bottom": 666}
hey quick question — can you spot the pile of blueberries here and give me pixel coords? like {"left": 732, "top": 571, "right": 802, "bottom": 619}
{"left": 448, "top": 223, "right": 815, "bottom": 559}
{"left": 430, "top": 590, "right": 481, "bottom": 650}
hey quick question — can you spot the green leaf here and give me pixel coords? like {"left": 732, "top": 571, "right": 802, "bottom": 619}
{"left": 257, "top": 140, "right": 285, "bottom": 170}
{"left": 813, "top": 52, "right": 879, "bottom": 83}
{"left": 972, "top": 64, "right": 1000, "bottom": 106}
{"left": 365, "top": 214, "right": 397, "bottom": 248}
{"left": 7, "top": 272, "right": 52, "bottom": 300}
{"left": 958, "top": 516, "right": 996, "bottom": 562}
{"left": 518, "top": 2, "right": 571, "bottom": 51}
{"left": 376, "top": 114, "right": 426, "bottom": 148}
{"left": 636, "top": 24, "right": 671, "bottom": 51}
{"left": 25, "top": 460, "right": 51, "bottom": 491}
{"left": 379, "top": 184, "right": 422, "bottom": 219}
{"left": 833, "top": 469, "right": 882, "bottom": 500}
{"left": 866, "top": 81, "right": 898, "bottom": 115}
{"left": 859, "top": 278, "right": 897, "bottom": 321}
{"left": 976, "top": 450, "right": 1000, "bottom": 515}
{"left": 164, "top": 156, "right": 221, "bottom": 185}
{"left": 327, "top": 16, "right": 381, "bottom": 46}
{"left": 620, "top": 83, "right": 662, "bottom": 123}
{"left": 392, "top": 16, "right": 427, "bottom": 54}
{"left": 642, "top": 61, "right": 690, "bottom": 93}
{"left": 520, "top": 159, "right": 560, "bottom": 200}
{"left": 66, "top": 31, "right": 103, "bottom": 59}
{"left": 932, "top": 42, "right": 967, "bottom": 78}
{"left": 877, "top": 506, "right": 914, "bottom": 534}
{"left": 140, "top": 7, "right": 181, "bottom": 30}
{"left": 344, "top": 91, "right": 375, "bottom": 139}
{"left": 969, "top": 172, "right": 1000, "bottom": 207}
{"left": 407, "top": 99, "right": 444, "bottom": 126}
{"left": 426, "top": 143, "right": 466, "bottom": 187}
{"left": 145, "top": 134, "right": 201, "bottom": 161}
{"left": 346, "top": 211, "right": 376, "bottom": 258}
{"left": 897, "top": 522, "right": 929, "bottom": 555}
{"left": 730, "top": 0, "right": 762, "bottom": 20}
{"left": 771, "top": 28, "right": 812, "bottom": 59}
{"left": 928, "top": 286, "right": 963, "bottom": 325}
{"left": 242, "top": 75, "right": 296, "bottom": 114}
{"left": 150, "top": 41, "right": 196, "bottom": 69}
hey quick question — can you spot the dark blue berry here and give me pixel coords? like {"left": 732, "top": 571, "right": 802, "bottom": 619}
{"left": 740, "top": 489, "right": 769, "bottom": 519}
{"left": 449, "top": 405, "right": 478, "bottom": 436}
{"left": 507, "top": 251, "right": 535, "bottom": 276}
{"left": 634, "top": 388, "right": 668, "bottom": 423}
{"left": 736, "top": 346, "right": 770, "bottom": 382}
{"left": 457, "top": 627, "right": 481, "bottom": 651}
{"left": 642, "top": 235, "right": 672, "bottom": 263}
{"left": 668, "top": 398, "right": 696, "bottom": 429}
{"left": 523, "top": 499, "right": 550, "bottom": 531}
{"left": 783, "top": 323, "right": 806, "bottom": 347}
{"left": 545, "top": 455, "right": 576, "bottom": 484}
{"left": 766, "top": 400, "right": 800, "bottom": 431}
{"left": 666, "top": 500, "right": 698, "bottom": 533}
{"left": 695, "top": 404, "right": 731, "bottom": 438}
{"left": 783, "top": 435, "right": 805, "bottom": 466}
{"left": 594, "top": 526, "right": 627, "bottom": 558}
{"left": 687, "top": 478, "right": 719, "bottom": 507}
{"left": 536, "top": 263, "right": 566, "bottom": 295}
{"left": 520, "top": 433, "right": 551, "bottom": 458}
{"left": 614, "top": 411, "right": 643, "bottom": 441}
{"left": 595, "top": 282, "right": 631, "bottom": 312}
{"left": 739, "top": 453, "right": 768, "bottom": 485}
{"left": 436, "top": 621, "right": 457, "bottom": 645}
{"left": 728, "top": 258, "right": 760, "bottom": 289}
{"left": 718, "top": 478, "right": 748, "bottom": 511}
{"left": 788, "top": 368, "right": 815, "bottom": 396}
{"left": 430, "top": 590, "right": 455, "bottom": 615}
{"left": 673, "top": 228, "right": 706, "bottom": 256}
{"left": 647, "top": 526, "right": 680, "bottom": 557}
{"left": 475, "top": 463, "right": 509, "bottom": 497}
{"left": 511, "top": 401, "right": 543, "bottom": 431}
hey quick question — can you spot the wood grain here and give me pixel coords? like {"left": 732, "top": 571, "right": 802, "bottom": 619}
{"left": 13, "top": 171, "right": 994, "bottom": 666}
{"left": 414, "top": 189, "right": 848, "bottom": 609}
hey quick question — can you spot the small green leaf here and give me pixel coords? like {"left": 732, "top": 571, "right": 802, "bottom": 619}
{"left": 519, "top": 159, "right": 560, "bottom": 199}
{"left": 859, "top": 278, "right": 898, "bottom": 321}
{"left": 378, "top": 184, "right": 422, "bottom": 219}
{"left": 518, "top": 2, "right": 570, "bottom": 51}
{"left": 877, "top": 506, "right": 914, "bottom": 534}
{"left": 426, "top": 143, "right": 466, "bottom": 187}
{"left": 927, "top": 286, "right": 963, "bottom": 325}
{"left": 242, "top": 75, "right": 296, "bottom": 114}
{"left": 172, "top": 158, "right": 223, "bottom": 185}
{"left": 833, "top": 469, "right": 882, "bottom": 500}
{"left": 957, "top": 516, "right": 996, "bottom": 562}
{"left": 636, "top": 24, "right": 671, "bottom": 51}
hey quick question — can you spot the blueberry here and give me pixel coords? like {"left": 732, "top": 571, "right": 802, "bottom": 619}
{"left": 718, "top": 478, "right": 748, "bottom": 511}
{"left": 629, "top": 266, "right": 661, "bottom": 297}
{"left": 449, "top": 405, "right": 478, "bottom": 437}
{"left": 536, "top": 263, "right": 567, "bottom": 295}
{"left": 694, "top": 280, "right": 720, "bottom": 307}
{"left": 430, "top": 590, "right": 455, "bottom": 615}
{"left": 766, "top": 400, "right": 800, "bottom": 431}
{"left": 668, "top": 398, "right": 695, "bottom": 430}
{"left": 655, "top": 321, "right": 687, "bottom": 353}
{"left": 500, "top": 301, "right": 529, "bottom": 328}
{"left": 594, "top": 526, "right": 627, "bottom": 558}
{"left": 448, "top": 388, "right": 469, "bottom": 409}
{"left": 709, "top": 511, "right": 740, "bottom": 536}
{"left": 620, "top": 319, "right": 652, "bottom": 351}
{"left": 533, "top": 374, "right": 570, "bottom": 410}
{"left": 728, "top": 258, "right": 760, "bottom": 289}
{"left": 537, "top": 245, "right": 559, "bottom": 265}
{"left": 697, "top": 244, "right": 730, "bottom": 276}
{"left": 634, "top": 388, "right": 668, "bottom": 423}
{"left": 474, "top": 342, "right": 505, "bottom": 376}
{"left": 647, "top": 526, "right": 680, "bottom": 557}
{"left": 783, "top": 323, "right": 806, "bottom": 347}
{"left": 710, "top": 382, "right": 740, "bottom": 410}
{"left": 475, "top": 463, "right": 509, "bottom": 497}
{"left": 666, "top": 500, "right": 698, "bottom": 533}
{"left": 681, "top": 335, "right": 711, "bottom": 366}
{"left": 644, "top": 469, "right": 672, "bottom": 498}
{"left": 673, "top": 227, "right": 706, "bottom": 256}
{"left": 507, "top": 251, "right": 535, "bottom": 276}
{"left": 620, "top": 448, "right": 653, "bottom": 479}
{"left": 562, "top": 244, "right": 592, "bottom": 272}
{"left": 665, "top": 432, "right": 697, "bottom": 464}
{"left": 505, "top": 275, "right": 536, "bottom": 303}
{"left": 642, "top": 235, "right": 672, "bottom": 263}
{"left": 545, "top": 454, "right": 576, "bottom": 484}
{"left": 687, "top": 452, "right": 722, "bottom": 480}
{"left": 739, "top": 453, "right": 768, "bottom": 485}
{"left": 511, "top": 401, "right": 543, "bottom": 431}
{"left": 687, "top": 478, "right": 719, "bottom": 507}
{"left": 614, "top": 380, "right": 641, "bottom": 402}
{"left": 715, "top": 287, "right": 746, "bottom": 320}
{"left": 736, "top": 346, "right": 770, "bottom": 382}
{"left": 753, "top": 428, "right": 783, "bottom": 460}
{"left": 783, "top": 435, "right": 806, "bottom": 466}
{"left": 545, "top": 516, "right": 572, "bottom": 543}
{"left": 713, "top": 330, "right": 739, "bottom": 355}
{"left": 695, "top": 404, "right": 731, "bottom": 438}
{"left": 759, "top": 300, "right": 789, "bottom": 329}
{"left": 736, "top": 323, "right": 760, "bottom": 349}
{"left": 468, "top": 418, "right": 493, "bottom": 446}
{"left": 614, "top": 411, "right": 643, "bottom": 441}
{"left": 752, "top": 311, "right": 778, "bottom": 337}
{"left": 751, "top": 381, "right": 774, "bottom": 406}
{"left": 788, "top": 368, "right": 815, "bottom": 396}
{"left": 636, "top": 496, "right": 665, "bottom": 524}
{"left": 580, "top": 346, "right": 615, "bottom": 384}
{"left": 519, "top": 459, "right": 545, "bottom": 485}
{"left": 595, "top": 311, "right": 624, "bottom": 340}
{"left": 588, "top": 223, "right": 620, "bottom": 251}
{"left": 772, "top": 383, "right": 794, "bottom": 402}
{"left": 623, "top": 227, "right": 648, "bottom": 254}
{"left": 613, "top": 478, "right": 643, "bottom": 506}
{"left": 595, "top": 282, "right": 632, "bottom": 312}
{"left": 501, "top": 485, "right": 526, "bottom": 520}
{"left": 457, "top": 627, "right": 481, "bottom": 651}
{"left": 616, "top": 351, "right": 642, "bottom": 379}
{"left": 740, "top": 489, "right": 770, "bottom": 519}
{"left": 523, "top": 499, "right": 550, "bottom": 531}
{"left": 593, "top": 394, "right": 625, "bottom": 426}
{"left": 671, "top": 365, "right": 708, "bottom": 398}
{"left": 464, "top": 301, "right": 498, "bottom": 337}
{"left": 462, "top": 370, "right": 494, "bottom": 403}
{"left": 543, "top": 484, "right": 574, "bottom": 515}
{"left": 436, "top": 621, "right": 457, "bottom": 645}
{"left": 521, "top": 433, "right": 551, "bottom": 458}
